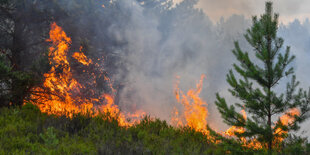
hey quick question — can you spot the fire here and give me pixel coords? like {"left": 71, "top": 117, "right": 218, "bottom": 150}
{"left": 25, "top": 22, "right": 300, "bottom": 150}
{"left": 72, "top": 47, "right": 92, "bottom": 66}
{"left": 27, "top": 22, "right": 144, "bottom": 126}
{"left": 224, "top": 108, "right": 300, "bottom": 149}
{"left": 279, "top": 108, "right": 300, "bottom": 126}
{"left": 274, "top": 108, "right": 300, "bottom": 142}
{"left": 224, "top": 109, "right": 246, "bottom": 137}
{"left": 224, "top": 110, "right": 262, "bottom": 149}
{"left": 172, "top": 75, "right": 209, "bottom": 134}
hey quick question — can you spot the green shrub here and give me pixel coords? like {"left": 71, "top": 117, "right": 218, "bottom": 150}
{"left": 0, "top": 104, "right": 308, "bottom": 154}
{"left": 40, "top": 127, "right": 59, "bottom": 148}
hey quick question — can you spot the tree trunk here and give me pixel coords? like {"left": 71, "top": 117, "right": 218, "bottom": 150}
{"left": 267, "top": 22, "right": 273, "bottom": 155}
{"left": 268, "top": 112, "right": 272, "bottom": 155}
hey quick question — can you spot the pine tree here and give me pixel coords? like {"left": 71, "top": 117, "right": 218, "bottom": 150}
{"left": 215, "top": 2, "right": 310, "bottom": 153}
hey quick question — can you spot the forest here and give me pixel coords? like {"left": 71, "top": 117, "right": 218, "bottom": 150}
{"left": 1, "top": 0, "right": 310, "bottom": 154}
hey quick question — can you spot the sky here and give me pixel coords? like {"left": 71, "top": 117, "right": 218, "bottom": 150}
{"left": 174, "top": 0, "right": 310, "bottom": 24}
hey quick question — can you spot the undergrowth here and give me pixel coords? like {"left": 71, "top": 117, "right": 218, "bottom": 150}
{"left": 0, "top": 103, "right": 309, "bottom": 154}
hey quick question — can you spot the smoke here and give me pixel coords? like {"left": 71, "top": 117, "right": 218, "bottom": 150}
{"left": 12, "top": 0, "right": 309, "bottom": 135}
{"left": 101, "top": 0, "right": 310, "bottom": 134}
{"left": 107, "top": 0, "right": 251, "bottom": 130}
{"left": 195, "top": 0, "right": 310, "bottom": 24}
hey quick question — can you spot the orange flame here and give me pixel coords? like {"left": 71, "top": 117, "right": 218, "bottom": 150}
{"left": 26, "top": 22, "right": 300, "bottom": 149}
{"left": 274, "top": 108, "right": 300, "bottom": 143}
{"left": 224, "top": 108, "right": 300, "bottom": 149}
{"left": 224, "top": 109, "right": 262, "bottom": 149}
{"left": 72, "top": 47, "right": 92, "bottom": 66}
{"left": 27, "top": 22, "right": 144, "bottom": 126}
{"left": 172, "top": 75, "right": 209, "bottom": 134}
{"left": 224, "top": 109, "right": 246, "bottom": 137}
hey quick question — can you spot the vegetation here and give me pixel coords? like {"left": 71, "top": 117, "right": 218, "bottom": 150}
{"left": 215, "top": 2, "right": 310, "bottom": 154}
{"left": 0, "top": 103, "right": 308, "bottom": 154}
{"left": 0, "top": 103, "right": 216, "bottom": 154}
{"left": 1, "top": 0, "right": 310, "bottom": 154}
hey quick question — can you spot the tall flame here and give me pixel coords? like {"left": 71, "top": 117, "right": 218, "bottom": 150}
{"left": 172, "top": 75, "right": 209, "bottom": 134}
{"left": 27, "top": 22, "right": 144, "bottom": 126}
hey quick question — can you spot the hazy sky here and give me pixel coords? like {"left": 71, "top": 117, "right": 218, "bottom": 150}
{"left": 174, "top": 0, "right": 310, "bottom": 24}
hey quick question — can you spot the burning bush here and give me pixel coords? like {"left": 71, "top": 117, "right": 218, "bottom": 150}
{"left": 27, "top": 22, "right": 144, "bottom": 126}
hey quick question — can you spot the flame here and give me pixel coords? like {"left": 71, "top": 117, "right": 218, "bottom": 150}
{"left": 224, "top": 109, "right": 246, "bottom": 137}
{"left": 274, "top": 108, "right": 300, "bottom": 143}
{"left": 224, "top": 110, "right": 262, "bottom": 149}
{"left": 72, "top": 47, "right": 92, "bottom": 66}
{"left": 27, "top": 22, "right": 144, "bottom": 126}
{"left": 224, "top": 108, "right": 300, "bottom": 149}
{"left": 279, "top": 108, "right": 300, "bottom": 126}
{"left": 25, "top": 22, "right": 300, "bottom": 149}
{"left": 171, "top": 107, "right": 184, "bottom": 127}
{"left": 172, "top": 75, "right": 209, "bottom": 134}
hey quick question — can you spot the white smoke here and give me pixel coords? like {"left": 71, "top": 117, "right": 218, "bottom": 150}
{"left": 106, "top": 0, "right": 310, "bottom": 136}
